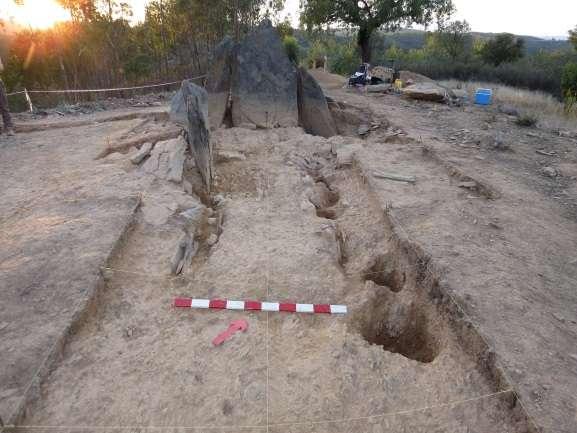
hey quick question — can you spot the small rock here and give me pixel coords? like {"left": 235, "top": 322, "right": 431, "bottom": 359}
{"left": 213, "top": 194, "right": 225, "bottom": 205}
{"left": 492, "top": 135, "right": 509, "bottom": 151}
{"left": 541, "top": 167, "right": 558, "bottom": 178}
{"left": 569, "top": 354, "right": 577, "bottom": 362}
{"left": 183, "top": 179, "right": 193, "bottom": 195}
{"left": 217, "top": 150, "right": 247, "bottom": 163}
{"left": 358, "top": 124, "right": 370, "bottom": 136}
{"left": 207, "top": 234, "right": 219, "bottom": 246}
{"left": 105, "top": 152, "right": 124, "bottom": 161}
{"left": 458, "top": 181, "right": 478, "bottom": 189}
{"left": 208, "top": 218, "right": 217, "bottom": 226}
{"left": 499, "top": 104, "right": 519, "bottom": 117}
{"left": 180, "top": 206, "right": 204, "bottom": 223}
{"left": 552, "top": 313, "right": 565, "bottom": 323}
{"left": 130, "top": 142, "right": 153, "bottom": 164}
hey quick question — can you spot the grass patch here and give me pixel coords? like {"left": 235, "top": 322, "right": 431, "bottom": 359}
{"left": 440, "top": 79, "right": 577, "bottom": 132}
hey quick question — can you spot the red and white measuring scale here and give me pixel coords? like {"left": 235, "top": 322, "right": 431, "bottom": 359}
{"left": 174, "top": 298, "right": 347, "bottom": 315}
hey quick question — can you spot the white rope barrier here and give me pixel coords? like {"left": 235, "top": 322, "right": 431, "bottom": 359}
{"left": 6, "top": 75, "right": 206, "bottom": 97}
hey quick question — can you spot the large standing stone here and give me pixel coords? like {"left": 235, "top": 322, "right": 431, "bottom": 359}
{"left": 170, "top": 80, "right": 206, "bottom": 128}
{"left": 230, "top": 20, "right": 298, "bottom": 128}
{"left": 297, "top": 67, "right": 336, "bottom": 138}
{"left": 206, "top": 37, "right": 235, "bottom": 131}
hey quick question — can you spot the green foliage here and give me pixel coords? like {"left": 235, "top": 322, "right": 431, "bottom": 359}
{"left": 480, "top": 33, "right": 524, "bottom": 66}
{"left": 569, "top": 26, "right": 577, "bottom": 52}
{"left": 283, "top": 35, "right": 299, "bottom": 64}
{"left": 327, "top": 39, "right": 359, "bottom": 75}
{"left": 277, "top": 17, "right": 293, "bottom": 39}
{"left": 306, "top": 40, "right": 327, "bottom": 68}
{"left": 562, "top": 62, "right": 577, "bottom": 110}
{"left": 301, "top": 0, "right": 454, "bottom": 62}
{"left": 515, "top": 114, "right": 537, "bottom": 127}
{"left": 3, "top": 0, "right": 284, "bottom": 104}
{"left": 432, "top": 20, "right": 472, "bottom": 60}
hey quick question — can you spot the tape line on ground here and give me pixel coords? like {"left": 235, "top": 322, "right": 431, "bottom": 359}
{"left": 3, "top": 389, "right": 515, "bottom": 430}
{"left": 6, "top": 75, "right": 206, "bottom": 96}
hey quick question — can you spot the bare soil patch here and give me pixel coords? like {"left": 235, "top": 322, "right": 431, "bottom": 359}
{"left": 4, "top": 75, "right": 575, "bottom": 432}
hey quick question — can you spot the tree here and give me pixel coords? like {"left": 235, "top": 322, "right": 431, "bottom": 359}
{"left": 480, "top": 33, "right": 524, "bottom": 66}
{"left": 434, "top": 20, "right": 471, "bottom": 60}
{"left": 569, "top": 26, "right": 577, "bottom": 51}
{"left": 301, "top": 0, "right": 454, "bottom": 63}
{"left": 283, "top": 35, "right": 299, "bottom": 63}
{"left": 561, "top": 62, "right": 577, "bottom": 110}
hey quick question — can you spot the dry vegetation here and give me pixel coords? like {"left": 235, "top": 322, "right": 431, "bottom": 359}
{"left": 441, "top": 79, "right": 577, "bottom": 132}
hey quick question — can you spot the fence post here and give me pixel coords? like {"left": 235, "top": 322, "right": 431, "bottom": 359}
{"left": 24, "top": 88, "right": 34, "bottom": 113}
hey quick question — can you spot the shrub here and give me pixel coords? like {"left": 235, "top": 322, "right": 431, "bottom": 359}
{"left": 328, "top": 41, "right": 359, "bottom": 75}
{"left": 480, "top": 33, "right": 525, "bottom": 66}
{"left": 561, "top": 62, "right": 577, "bottom": 98}
{"left": 283, "top": 36, "right": 300, "bottom": 64}
{"left": 516, "top": 114, "right": 538, "bottom": 127}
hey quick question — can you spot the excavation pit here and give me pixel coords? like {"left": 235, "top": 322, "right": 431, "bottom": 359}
{"left": 359, "top": 293, "right": 441, "bottom": 363}
{"left": 364, "top": 254, "right": 406, "bottom": 292}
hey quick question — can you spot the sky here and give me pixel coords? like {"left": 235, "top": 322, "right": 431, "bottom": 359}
{"left": 1, "top": 0, "right": 575, "bottom": 38}
{"left": 129, "top": 0, "right": 576, "bottom": 38}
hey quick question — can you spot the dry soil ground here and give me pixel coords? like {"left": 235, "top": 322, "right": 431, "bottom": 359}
{"left": 1, "top": 76, "right": 576, "bottom": 433}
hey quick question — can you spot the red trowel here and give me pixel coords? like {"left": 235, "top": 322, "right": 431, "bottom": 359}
{"left": 212, "top": 319, "right": 249, "bottom": 346}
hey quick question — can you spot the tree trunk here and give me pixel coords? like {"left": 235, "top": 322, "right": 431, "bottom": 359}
{"left": 358, "top": 26, "right": 373, "bottom": 63}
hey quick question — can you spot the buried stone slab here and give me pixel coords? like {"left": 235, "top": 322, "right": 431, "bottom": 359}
{"left": 230, "top": 20, "right": 299, "bottom": 128}
{"left": 297, "top": 67, "right": 337, "bottom": 138}
{"left": 140, "top": 136, "right": 187, "bottom": 183}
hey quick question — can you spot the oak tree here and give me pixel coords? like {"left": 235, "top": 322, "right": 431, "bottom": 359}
{"left": 300, "top": 0, "right": 454, "bottom": 63}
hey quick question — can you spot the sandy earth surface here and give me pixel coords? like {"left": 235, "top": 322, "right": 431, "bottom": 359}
{"left": 323, "top": 84, "right": 577, "bottom": 433}
{"left": 1, "top": 74, "right": 576, "bottom": 433}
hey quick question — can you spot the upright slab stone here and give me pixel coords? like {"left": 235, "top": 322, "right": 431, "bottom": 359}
{"left": 206, "top": 37, "right": 235, "bottom": 131}
{"left": 230, "top": 20, "right": 298, "bottom": 128}
{"left": 186, "top": 87, "right": 213, "bottom": 193}
{"left": 170, "top": 81, "right": 213, "bottom": 192}
{"left": 297, "top": 67, "right": 337, "bottom": 138}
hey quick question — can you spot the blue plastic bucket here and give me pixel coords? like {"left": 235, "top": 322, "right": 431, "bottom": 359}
{"left": 475, "top": 88, "right": 493, "bottom": 105}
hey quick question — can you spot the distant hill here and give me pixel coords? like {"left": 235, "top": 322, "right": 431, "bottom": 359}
{"left": 381, "top": 29, "right": 571, "bottom": 54}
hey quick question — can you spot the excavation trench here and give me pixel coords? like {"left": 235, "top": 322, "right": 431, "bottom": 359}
{"left": 19, "top": 127, "right": 533, "bottom": 432}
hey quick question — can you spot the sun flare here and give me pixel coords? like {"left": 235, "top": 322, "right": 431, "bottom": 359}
{"left": 3, "top": 0, "right": 71, "bottom": 30}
